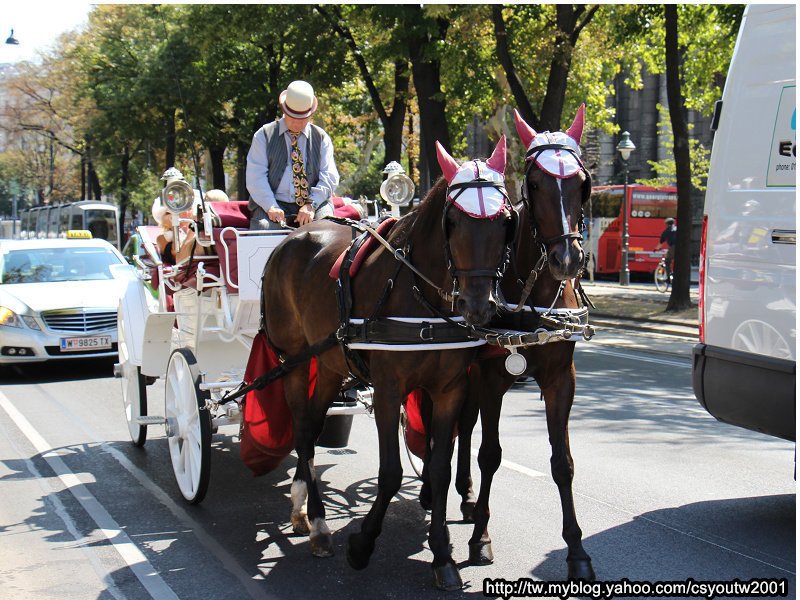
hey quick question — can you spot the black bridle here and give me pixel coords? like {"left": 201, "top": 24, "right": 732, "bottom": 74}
{"left": 441, "top": 175, "right": 518, "bottom": 293}
{"left": 520, "top": 143, "right": 590, "bottom": 249}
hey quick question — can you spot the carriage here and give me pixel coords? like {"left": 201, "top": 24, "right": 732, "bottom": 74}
{"left": 114, "top": 182, "right": 375, "bottom": 503}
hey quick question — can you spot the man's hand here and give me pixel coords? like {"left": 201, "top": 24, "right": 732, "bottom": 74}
{"left": 267, "top": 206, "right": 285, "bottom": 223}
{"left": 296, "top": 204, "right": 315, "bottom": 226}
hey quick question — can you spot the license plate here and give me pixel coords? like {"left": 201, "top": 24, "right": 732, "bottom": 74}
{"left": 60, "top": 336, "right": 112, "bottom": 352}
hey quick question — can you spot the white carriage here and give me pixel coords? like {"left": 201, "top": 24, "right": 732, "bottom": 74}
{"left": 115, "top": 192, "right": 368, "bottom": 504}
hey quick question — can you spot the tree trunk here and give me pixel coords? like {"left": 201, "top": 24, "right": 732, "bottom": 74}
{"left": 119, "top": 145, "right": 130, "bottom": 244}
{"left": 237, "top": 140, "right": 249, "bottom": 201}
{"left": 383, "top": 61, "right": 409, "bottom": 166}
{"left": 664, "top": 4, "right": 693, "bottom": 312}
{"left": 408, "top": 11, "right": 450, "bottom": 187}
{"left": 165, "top": 110, "right": 176, "bottom": 171}
{"left": 492, "top": 5, "right": 537, "bottom": 128}
{"left": 208, "top": 145, "right": 226, "bottom": 190}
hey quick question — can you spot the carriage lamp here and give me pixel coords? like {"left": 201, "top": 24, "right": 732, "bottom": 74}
{"left": 616, "top": 131, "right": 636, "bottom": 286}
{"left": 380, "top": 162, "right": 415, "bottom": 218}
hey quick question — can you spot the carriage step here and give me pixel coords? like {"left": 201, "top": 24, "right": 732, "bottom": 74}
{"left": 135, "top": 416, "right": 166, "bottom": 426}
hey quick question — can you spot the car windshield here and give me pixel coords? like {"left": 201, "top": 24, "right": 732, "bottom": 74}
{"left": 1, "top": 247, "right": 123, "bottom": 284}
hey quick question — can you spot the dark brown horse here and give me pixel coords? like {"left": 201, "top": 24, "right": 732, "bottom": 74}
{"left": 261, "top": 138, "right": 516, "bottom": 589}
{"left": 450, "top": 106, "right": 596, "bottom": 580}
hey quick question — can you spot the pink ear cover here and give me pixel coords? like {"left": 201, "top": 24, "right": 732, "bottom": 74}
{"left": 485, "top": 135, "right": 507, "bottom": 174}
{"left": 565, "top": 103, "right": 586, "bottom": 144}
{"left": 513, "top": 109, "right": 537, "bottom": 149}
{"left": 435, "top": 141, "right": 460, "bottom": 183}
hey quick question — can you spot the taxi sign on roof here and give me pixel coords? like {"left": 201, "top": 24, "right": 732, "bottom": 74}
{"left": 66, "top": 230, "right": 93, "bottom": 239}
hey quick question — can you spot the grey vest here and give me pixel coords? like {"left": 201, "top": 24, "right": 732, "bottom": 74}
{"left": 262, "top": 120, "right": 323, "bottom": 195}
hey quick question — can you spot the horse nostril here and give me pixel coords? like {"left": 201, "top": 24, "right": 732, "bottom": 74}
{"left": 456, "top": 297, "right": 467, "bottom": 314}
{"left": 549, "top": 251, "right": 563, "bottom": 268}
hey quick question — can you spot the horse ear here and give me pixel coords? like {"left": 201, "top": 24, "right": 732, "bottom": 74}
{"left": 566, "top": 103, "right": 585, "bottom": 144}
{"left": 436, "top": 141, "right": 461, "bottom": 183}
{"left": 486, "top": 134, "right": 507, "bottom": 174}
{"left": 513, "top": 109, "right": 537, "bottom": 149}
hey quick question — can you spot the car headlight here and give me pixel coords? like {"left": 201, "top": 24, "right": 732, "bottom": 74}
{"left": 21, "top": 315, "right": 41, "bottom": 331}
{"left": 0, "top": 306, "right": 21, "bottom": 328}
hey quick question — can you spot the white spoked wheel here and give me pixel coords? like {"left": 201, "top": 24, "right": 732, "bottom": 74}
{"left": 400, "top": 404, "right": 425, "bottom": 479}
{"left": 118, "top": 308, "right": 147, "bottom": 447}
{"left": 654, "top": 263, "right": 670, "bottom": 293}
{"left": 165, "top": 348, "right": 211, "bottom": 504}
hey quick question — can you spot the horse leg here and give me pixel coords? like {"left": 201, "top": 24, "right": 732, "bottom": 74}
{"left": 454, "top": 379, "right": 480, "bottom": 523}
{"left": 467, "top": 364, "right": 505, "bottom": 566}
{"left": 287, "top": 363, "right": 340, "bottom": 558}
{"left": 346, "top": 385, "right": 403, "bottom": 571}
{"left": 418, "top": 390, "right": 433, "bottom": 511}
{"left": 427, "top": 387, "right": 467, "bottom": 591}
{"left": 541, "top": 363, "right": 595, "bottom": 581}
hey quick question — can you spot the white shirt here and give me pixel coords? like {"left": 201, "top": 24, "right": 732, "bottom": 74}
{"left": 245, "top": 117, "right": 339, "bottom": 211}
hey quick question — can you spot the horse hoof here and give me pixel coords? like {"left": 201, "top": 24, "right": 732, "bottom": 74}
{"left": 567, "top": 558, "right": 595, "bottom": 581}
{"left": 346, "top": 533, "right": 373, "bottom": 571}
{"left": 468, "top": 541, "right": 494, "bottom": 565}
{"left": 310, "top": 533, "right": 334, "bottom": 558}
{"left": 432, "top": 560, "right": 463, "bottom": 591}
{"left": 291, "top": 513, "right": 311, "bottom": 535}
{"left": 460, "top": 501, "right": 475, "bottom": 523}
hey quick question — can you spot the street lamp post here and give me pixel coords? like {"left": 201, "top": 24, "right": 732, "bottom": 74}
{"left": 616, "top": 131, "right": 636, "bottom": 286}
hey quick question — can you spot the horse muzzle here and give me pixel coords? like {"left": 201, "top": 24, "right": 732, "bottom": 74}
{"left": 456, "top": 290, "right": 498, "bottom": 327}
{"left": 547, "top": 240, "right": 584, "bottom": 281}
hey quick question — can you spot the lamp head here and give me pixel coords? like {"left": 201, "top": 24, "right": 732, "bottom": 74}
{"left": 616, "top": 131, "right": 636, "bottom": 161}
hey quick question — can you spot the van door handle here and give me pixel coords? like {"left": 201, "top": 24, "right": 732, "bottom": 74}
{"left": 771, "top": 229, "right": 796, "bottom": 245}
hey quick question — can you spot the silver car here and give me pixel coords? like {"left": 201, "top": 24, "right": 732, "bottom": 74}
{"left": 0, "top": 237, "right": 132, "bottom": 364}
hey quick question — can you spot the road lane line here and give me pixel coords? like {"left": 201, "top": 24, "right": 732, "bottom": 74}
{"left": 0, "top": 390, "right": 179, "bottom": 600}
{"left": 471, "top": 447, "right": 547, "bottom": 478}
{"left": 29, "top": 382, "right": 277, "bottom": 600}
{"left": 0, "top": 413, "right": 126, "bottom": 599}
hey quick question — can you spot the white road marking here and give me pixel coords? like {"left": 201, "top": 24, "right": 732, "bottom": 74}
{"left": 471, "top": 447, "right": 547, "bottom": 478}
{"left": 0, "top": 390, "right": 179, "bottom": 600}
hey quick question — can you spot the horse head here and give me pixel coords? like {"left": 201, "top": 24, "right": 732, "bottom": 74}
{"left": 435, "top": 136, "right": 515, "bottom": 326}
{"left": 514, "top": 105, "right": 591, "bottom": 281}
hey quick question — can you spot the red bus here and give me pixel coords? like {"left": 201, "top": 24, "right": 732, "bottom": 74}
{"left": 587, "top": 184, "right": 677, "bottom": 275}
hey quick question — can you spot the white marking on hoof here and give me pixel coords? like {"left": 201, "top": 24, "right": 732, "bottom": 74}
{"left": 310, "top": 517, "right": 331, "bottom": 538}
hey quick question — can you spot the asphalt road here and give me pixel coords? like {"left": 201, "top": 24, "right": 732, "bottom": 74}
{"left": 0, "top": 329, "right": 794, "bottom": 600}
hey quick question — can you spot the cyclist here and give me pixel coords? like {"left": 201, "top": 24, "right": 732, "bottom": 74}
{"left": 655, "top": 217, "right": 677, "bottom": 279}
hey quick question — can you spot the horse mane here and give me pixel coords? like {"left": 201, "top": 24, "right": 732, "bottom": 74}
{"left": 387, "top": 176, "right": 448, "bottom": 245}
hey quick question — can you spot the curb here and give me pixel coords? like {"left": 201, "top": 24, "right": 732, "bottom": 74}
{"left": 591, "top": 314, "right": 698, "bottom": 339}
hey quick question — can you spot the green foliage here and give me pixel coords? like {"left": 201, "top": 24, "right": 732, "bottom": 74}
{"left": 0, "top": 4, "right": 743, "bottom": 208}
{"left": 639, "top": 105, "right": 711, "bottom": 191}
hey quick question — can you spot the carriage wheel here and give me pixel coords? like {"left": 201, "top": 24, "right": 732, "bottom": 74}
{"left": 118, "top": 307, "right": 147, "bottom": 447}
{"left": 400, "top": 404, "right": 425, "bottom": 479}
{"left": 654, "top": 263, "right": 670, "bottom": 293}
{"left": 164, "top": 348, "right": 211, "bottom": 504}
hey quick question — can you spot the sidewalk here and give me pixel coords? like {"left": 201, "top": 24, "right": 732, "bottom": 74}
{"left": 580, "top": 279, "right": 698, "bottom": 336}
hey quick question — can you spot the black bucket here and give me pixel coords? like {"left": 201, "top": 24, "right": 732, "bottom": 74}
{"left": 316, "top": 414, "right": 354, "bottom": 448}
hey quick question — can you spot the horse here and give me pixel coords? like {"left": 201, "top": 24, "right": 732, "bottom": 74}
{"left": 261, "top": 137, "right": 517, "bottom": 590}
{"left": 448, "top": 105, "right": 596, "bottom": 580}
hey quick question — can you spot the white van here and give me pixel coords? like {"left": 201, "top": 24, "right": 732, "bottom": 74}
{"left": 692, "top": 4, "right": 796, "bottom": 442}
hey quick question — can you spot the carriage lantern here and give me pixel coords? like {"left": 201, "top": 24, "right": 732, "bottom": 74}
{"left": 160, "top": 168, "right": 195, "bottom": 253}
{"left": 380, "top": 162, "right": 415, "bottom": 218}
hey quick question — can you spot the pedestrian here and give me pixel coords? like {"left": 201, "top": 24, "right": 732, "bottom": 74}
{"left": 246, "top": 80, "right": 339, "bottom": 230}
{"left": 656, "top": 217, "right": 677, "bottom": 278}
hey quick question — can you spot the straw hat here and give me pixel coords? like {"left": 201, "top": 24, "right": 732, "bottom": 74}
{"left": 279, "top": 80, "right": 318, "bottom": 119}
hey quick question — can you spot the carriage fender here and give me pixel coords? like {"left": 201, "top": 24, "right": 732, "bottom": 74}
{"left": 117, "top": 277, "right": 156, "bottom": 368}
{"left": 140, "top": 312, "right": 177, "bottom": 378}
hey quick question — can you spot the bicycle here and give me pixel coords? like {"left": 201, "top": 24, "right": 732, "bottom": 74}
{"left": 654, "top": 255, "right": 672, "bottom": 292}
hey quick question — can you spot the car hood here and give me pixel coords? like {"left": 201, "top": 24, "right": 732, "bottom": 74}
{"left": 0, "top": 280, "right": 126, "bottom": 313}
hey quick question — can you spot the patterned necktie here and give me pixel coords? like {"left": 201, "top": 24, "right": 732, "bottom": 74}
{"left": 289, "top": 132, "right": 310, "bottom": 206}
